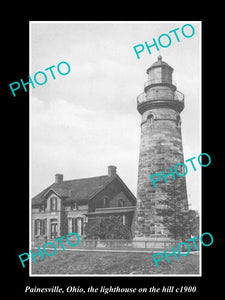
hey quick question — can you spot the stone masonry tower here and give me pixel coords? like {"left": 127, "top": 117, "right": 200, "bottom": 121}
{"left": 134, "top": 56, "right": 188, "bottom": 243}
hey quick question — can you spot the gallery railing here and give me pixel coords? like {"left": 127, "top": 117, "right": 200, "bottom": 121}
{"left": 137, "top": 90, "right": 184, "bottom": 106}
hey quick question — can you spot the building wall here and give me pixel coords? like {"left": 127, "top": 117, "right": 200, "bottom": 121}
{"left": 66, "top": 204, "right": 88, "bottom": 236}
{"left": 32, "top": 189, "right": 135, "bottom": 242}
{"left": 32, "top": 193, "right": 62, "bottom": 240}
{"left": 135, "top": 106, "right": 188, "bottom": 237}
{"left": 90, "top": 185, "right": 134, "bottom": 211}
{"left": 109, "top": 191, "right": 132, "bottom": 207}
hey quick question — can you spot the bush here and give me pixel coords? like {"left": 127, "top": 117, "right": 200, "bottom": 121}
{"left": 84, "top": 216, "right": 132, "bottom": 240}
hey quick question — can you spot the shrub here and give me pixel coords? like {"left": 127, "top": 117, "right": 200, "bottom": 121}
{"left": 84, "top": 216, "right": 132, "bottom": 240}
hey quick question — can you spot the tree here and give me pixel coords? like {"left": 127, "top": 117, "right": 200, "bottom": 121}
{"left": 188, "top": 209, "right": 199, "bottom": 237}
{"left": 156, "top": 179, "right": 189, "bottom": 241}
{"left": 84, "top": 218, "right": 101, "bottom": 239}
{"left": 84, "top": 216, "right": 132, "bottom": 240}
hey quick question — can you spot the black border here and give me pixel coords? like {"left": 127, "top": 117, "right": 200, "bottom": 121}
{"left": 9, "top": 17, "right": 218, "bottom": 299}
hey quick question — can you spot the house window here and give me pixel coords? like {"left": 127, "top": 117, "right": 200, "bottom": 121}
{"left": 103, "top": 197, "right": 110, "bottom": 208}
{"left": 147, "top": 114, "right": 154, "bottom": 125}
{"left": 72, "top": 218, "right": 77, "bottom": 233}
{"left": 40, "top": 218, "right": 47, "bottom": 235}
{"left": 71, "top": 203, "right": 77, "bottom": 210}
{"left": 118, "top": 199, "right": 125, "bottom": 207}
{"left": 39, "top": 202, "right": 46, "bottom": 212}
{"left": 50, "top": 197, "right": 57, "bottom": 211}
{"left": 34, "top": 219, "right": 47, "bottom": 236}
{"left": 68, "top": 217, "right": 84, "bottom": 235}
{"left": 50, "top": 219, "right": 58, "bottom": 239}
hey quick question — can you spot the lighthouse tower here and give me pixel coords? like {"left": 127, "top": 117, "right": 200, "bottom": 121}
{"left": 134, "top": 56, "right": 188, "bottom": 243}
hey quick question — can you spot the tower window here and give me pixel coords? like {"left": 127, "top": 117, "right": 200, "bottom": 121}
{"left": 147, "top": 114, "right": 154, "bottom": 125}
{"left": 176, "top": 115, "right": 181, "bottom": 126}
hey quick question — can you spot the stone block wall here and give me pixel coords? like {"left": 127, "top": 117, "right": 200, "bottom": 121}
{"left": 135, "top": 107, "right": 188, "bottom": 237}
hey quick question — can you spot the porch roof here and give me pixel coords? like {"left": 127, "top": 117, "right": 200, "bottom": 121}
{"left": 85, "top": 206, "right": 136, "bottom": 216}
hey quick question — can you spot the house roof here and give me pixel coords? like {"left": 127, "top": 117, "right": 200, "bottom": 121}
{"left": 32, "top": 174, "right": 136, "bottom": 207}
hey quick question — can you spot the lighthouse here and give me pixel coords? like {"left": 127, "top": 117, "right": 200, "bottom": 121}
{"left": 134, "top": 56, "right": 189, "bottom": 244}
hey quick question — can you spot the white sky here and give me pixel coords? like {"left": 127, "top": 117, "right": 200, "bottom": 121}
{"left": 30, "top": 21, "right": 201, "bottom": 211}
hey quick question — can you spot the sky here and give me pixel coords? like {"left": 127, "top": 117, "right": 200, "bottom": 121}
{"left": 30, "top": 21, "right": 201, "bottom": 211}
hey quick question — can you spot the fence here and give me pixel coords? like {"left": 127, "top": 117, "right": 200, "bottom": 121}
{"left": 32, "top": 236, "right": 199, "bottom": 251}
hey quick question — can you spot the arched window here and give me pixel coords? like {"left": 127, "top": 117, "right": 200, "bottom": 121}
{"left": 50, "top": 197, "right": 57, "bottom": 211}
{"left": 50, "top": 218, "right": 58, "bottom": 239}
{"left": 147, "top": 114, "right": 154, "bottom": 125}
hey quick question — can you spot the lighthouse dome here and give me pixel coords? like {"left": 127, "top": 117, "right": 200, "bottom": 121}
{"left": 145, "top": 55, "right": 174, "bottom": 89}
{"left": 146, "top": 55, "right": 173, "bottom": 74}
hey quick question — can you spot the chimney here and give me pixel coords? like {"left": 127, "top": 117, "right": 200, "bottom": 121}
{"left": 108, "top": 165, "right": 117, "bottom": 177}
{"left": 55, "top": 173, "right": 63, "bottom": 184}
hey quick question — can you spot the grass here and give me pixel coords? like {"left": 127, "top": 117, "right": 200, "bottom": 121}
{"left": 31, "top": 249, "right": 199, "bottom": 275}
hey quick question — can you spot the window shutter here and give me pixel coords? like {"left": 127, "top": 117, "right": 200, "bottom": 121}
{"left": 40, "top": 219, "right": 43, "bottom": 235}
{"left": 81, "top": 218, "right": 83, "bottom": 235}
{"left": 34, "top": 219, "right": 38, "bottom": 235}
{"left": 43, "top": 219, "right": 47, "bottom": 235}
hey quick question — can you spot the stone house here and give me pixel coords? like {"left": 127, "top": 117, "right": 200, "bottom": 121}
{"left": 31, "top": 166, "right": 136, "bottom": 242}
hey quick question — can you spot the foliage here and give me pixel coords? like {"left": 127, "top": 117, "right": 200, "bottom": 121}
{"left": 187, "top": 209, "right": 199, "bottom": 237}
{"left": 84, "top": 216, "right": 132, "bottom": 240}
{"left": 156, "top": 180, "right": 189, "bottom": 241}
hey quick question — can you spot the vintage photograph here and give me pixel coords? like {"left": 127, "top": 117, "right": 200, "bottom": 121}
{"left": 30, "top": 21, "right": 201, "bottom": 276}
